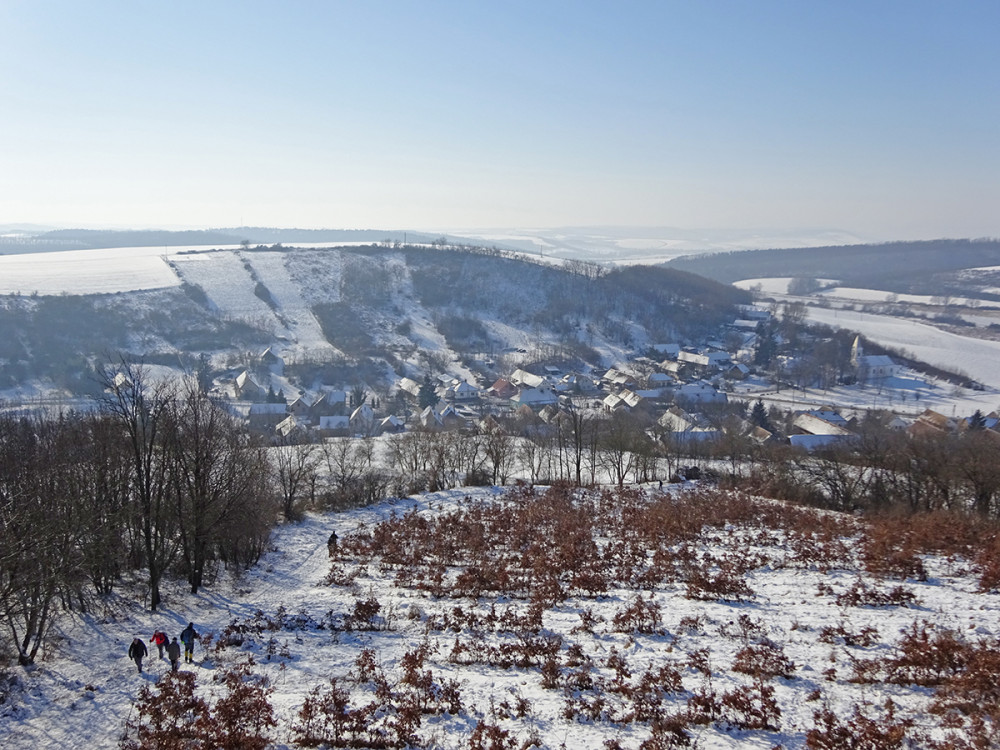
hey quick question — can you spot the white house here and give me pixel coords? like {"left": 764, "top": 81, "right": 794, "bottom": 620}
{"left": 441, "top": 379, "right": 480, "bottom": 401}
{"left": 235, "top": 370, "right": 263, "bottom": 400}
{"left": 510, "top": 368, "right": 545, "bottom": 389}
{"left": 676, "top": 381, "right": 727, "bottom": 404}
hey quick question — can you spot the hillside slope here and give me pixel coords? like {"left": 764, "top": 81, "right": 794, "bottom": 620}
{"left": 0, "top": 244, "right": 749, "bottom": 396}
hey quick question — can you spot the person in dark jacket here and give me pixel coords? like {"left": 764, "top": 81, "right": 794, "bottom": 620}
{"left": 327, "top": 530, "right": 338, "bottom": 558}
{"left": 166, "top": 637, "right": 181, "bottom": 672}
{"left": 179, "top": 622, "right": 199, "bottom": 663}
{"left": 128, "top": 637, "right": 148, "bottom": 674}
{"left": 150, "top": 630, "right": 168, "bottom": 659}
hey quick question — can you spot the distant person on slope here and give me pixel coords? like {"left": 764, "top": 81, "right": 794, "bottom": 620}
{"left": 128, "top": 637, "right": 148, "bottom": 674}
{"left": 328, "top": 530, "right": 338, "bottom": 558}
{"left": 180, "top": 622, "right": 200, "bottom": 663}
{"left": 150, "top": 630, "right": 168, "bottom": 659}
{"left": 166, "top": 637, "right": 181, "bottom": 672}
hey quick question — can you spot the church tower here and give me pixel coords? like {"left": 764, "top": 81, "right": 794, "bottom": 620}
{"left": 850, "top": 335, "right": 863, "bottom": 368}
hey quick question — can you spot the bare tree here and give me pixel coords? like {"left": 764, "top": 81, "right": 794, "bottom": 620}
{"left": 167, "top": 381, "right": 273, "bottom": 593}
{"left": 481, "top": 421, "right": 515, "bottom": 485}
{"left": 272, "top": 438, "right": 323, "bottom": 522}
{"left": 98, "top": 359, "right": 178, "bottom": 611}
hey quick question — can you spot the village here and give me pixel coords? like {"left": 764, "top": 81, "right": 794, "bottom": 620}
{"left": 221, "top": 301, "right": 993, "bottom": 470}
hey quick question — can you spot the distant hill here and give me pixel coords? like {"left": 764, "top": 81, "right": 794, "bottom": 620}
{"left": 666, "top": 238, "right": 1000, "bottom": 296}
{"left": 0, "top": 227, "right": 503, "bottom": 254}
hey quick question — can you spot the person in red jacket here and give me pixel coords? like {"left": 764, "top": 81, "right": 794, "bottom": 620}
{"left": 149, "top": 630, "right": 168, "bottom": 659}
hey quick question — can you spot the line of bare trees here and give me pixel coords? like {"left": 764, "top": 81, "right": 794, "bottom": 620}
{"left": 0, "top": 361, "right": 274, "bottom": 665}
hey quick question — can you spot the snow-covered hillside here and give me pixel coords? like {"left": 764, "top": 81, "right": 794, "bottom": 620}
{"left": 2, "top": 484, "right": 997, "bottom": 749}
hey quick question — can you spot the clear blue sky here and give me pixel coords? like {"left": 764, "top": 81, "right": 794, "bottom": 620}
{"left": 2, "top": 1, "right": 998, "bottom": 239}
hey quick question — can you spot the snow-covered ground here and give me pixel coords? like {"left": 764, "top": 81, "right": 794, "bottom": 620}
{"left": 804, "top": 306, "right": 1000, "bottom": 392}
{"left": 2, "top": 485, "right": 996, "bottom": 749}
{"left": 0, "top": 245, "right": 184, "bottom": 295}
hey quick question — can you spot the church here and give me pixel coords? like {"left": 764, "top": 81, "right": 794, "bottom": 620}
{"left": 850, "top": 335, "right": 901, "bottom": 383}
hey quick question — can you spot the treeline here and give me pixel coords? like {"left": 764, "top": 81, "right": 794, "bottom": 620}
{"left": 667, "top": 238, "right": 1000, "bottom": 292}
{"left": 0, "top": 362, "right": 273, "bottom": 666}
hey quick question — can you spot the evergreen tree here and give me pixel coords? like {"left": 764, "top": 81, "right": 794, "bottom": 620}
{"left": 969, "top": 409, "right": 987, "bottom": 430}
{"left": 750, "top": 399, "right": 772, "bottom": 431}
{"left": 418, "top": 376, "right": 439, "bottom": 409}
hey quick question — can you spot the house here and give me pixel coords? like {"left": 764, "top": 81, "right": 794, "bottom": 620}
{"left": 377, "top": 415, "right": 405, "bottom": 435}
{"left": 659, "top": 406, "right": 698, "bottom": 433}
{"left": 559, "top": 373, "right": 598, "bottom": 393}
{"left": 510, "top": 368, "right": 545, "bottom": 389}
{"left": 601, "top": 368, "right": 637, "bottom": 389}
{"left": 259, "top": 347, "right": 282, "bottom": 367}
{"left": 488, "top": 378, "right": 518, "bottom": 399}
{"left": 678, "top": 349, "right": 731, "bottom": 369}
{"left": 725, "top": 363, "right": 750, "bottom": 380}
{"left": 235, "top": 370, "right": 264, "bottom": 400}
{"left": 287, "top": 395, "right": 312, "bottom": 419}
{"left": 275, "top": 415, "right": 310, "bottom": 441}
{"left": 603, "top": 393, "right": 626, "bottom": 412}
{"left": 676, "top": 381, "right": 727, "bottom": 405}
{"left": 316, "top": 415, "right": 350, "bottom": 437}
{"left": 738, "top": 305, "right": 771, "bottom": 321}
{"left": 647, "top": 372, "right": 675, "bottom": 388}
{"left": 510, "top": 386, "right": 558, "bottom": 407}
{"left": 310, "top": 390, "right": 347, "bottom": 419}
{"left": 349, "top": 403, "right": 375, "bottom": 434}
{"left": 398, "top": 377, "right": 423, "bottom": 399}
{"left": 658, "top": 407, "right": 719, "bottom": 444}
{"left": 441, "top": 379, "right": 480, "bottom": 402}
{"left": 907, "top": 409, "right": 958, "bottom": 438}
{"left": 792, "top": 411, "right": 853, "bottom": 437}
{"left": 419, "top": 403, "right": 463, "bottom": 430}
{"left": 247, "top": 402, "right": 288, "bottom": 431}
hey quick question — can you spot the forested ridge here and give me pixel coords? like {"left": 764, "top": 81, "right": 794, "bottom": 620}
{"left": 667, "top": 238, "right": 1000, "bottom": 292}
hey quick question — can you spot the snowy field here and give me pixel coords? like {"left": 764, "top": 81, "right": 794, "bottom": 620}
{"left": 2, "top": 484, "right": 996, "bottom": 749}
{"left": 733, "top": 278, "right": 958, "bottom": 306}
{"left": 804, "top": 306, "right": 1000, "bottom": 391}
{"left": 0, "top": 245, "right": 185, "bottom": 295}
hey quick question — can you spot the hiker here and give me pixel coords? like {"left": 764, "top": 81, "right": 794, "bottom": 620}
{"left": 166, "top": 637, "right": 181, "bottom": 672}
{"left": 128, "top": 637, "right": 148, "bottom": 674}
{"left": 327, "top": 530, "right": 338, "bottom": 558}
{"left": 180, "top": 622, "right": 200, "bottom": 663}
{"left": 150, "top": 630, "right": 168, "bottom": 659}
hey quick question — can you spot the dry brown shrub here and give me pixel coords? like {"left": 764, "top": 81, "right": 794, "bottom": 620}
{"left": 731, "top": 642, "right": 796, "bottom": 681}
{"left": 805, "top": 702, "right": 913, "bottom": 749}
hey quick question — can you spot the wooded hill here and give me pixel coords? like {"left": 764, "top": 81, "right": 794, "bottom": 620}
{"left": 666, "top": 238, "right": 1000, "bottom": 296}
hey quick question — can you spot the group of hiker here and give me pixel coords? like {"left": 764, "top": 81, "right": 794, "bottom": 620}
{"left": 128, "top": 622, "right": 199, "bottom": 674}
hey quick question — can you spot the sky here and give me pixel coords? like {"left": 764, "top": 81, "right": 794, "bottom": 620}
{"left": 2, "top": 1, "right": 999, "bottom": 240}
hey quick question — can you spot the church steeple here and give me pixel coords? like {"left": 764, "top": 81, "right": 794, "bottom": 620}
{"left": 850, "top": 335, "right": 863, "bottom": 368}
